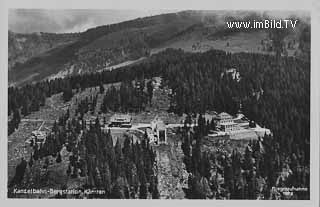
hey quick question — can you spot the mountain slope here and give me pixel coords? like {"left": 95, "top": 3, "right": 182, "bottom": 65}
{"left": 8, "top": 31, "right": 80, "bottom": 70}
{"left": 9, "top": 12, "right": 204, "bottom": 85}
{"left": 8, "top": 10, "right": 310, "bottom": 86}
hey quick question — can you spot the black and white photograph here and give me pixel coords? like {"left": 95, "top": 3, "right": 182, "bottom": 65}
{"left": 2, "top": 0, "right": 319, "bottom": 204}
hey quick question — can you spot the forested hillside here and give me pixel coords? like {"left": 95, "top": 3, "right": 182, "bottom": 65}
{"left": 9, "top": 48, "right": 310, "bottom": 161}
{"left": 9, "top": 101, "right": 159, "bottom": 199}
{"left": 8, "top": 46, "right": 310, "bottom": 199}
{"left": 181, "top": 119, "right": 309, "bottom": 199}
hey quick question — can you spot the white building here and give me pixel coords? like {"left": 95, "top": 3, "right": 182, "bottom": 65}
{"left": 220, "top": 122, "right": 239, "bottom": 132}
{"left": 216, "top": 112, "right": 241, "bottom": 132}
{"left": 221, "top": 68, "right": 241, "bottom": 82}
{"left": 213, "top": 110, "right": 271, "bottom": 140}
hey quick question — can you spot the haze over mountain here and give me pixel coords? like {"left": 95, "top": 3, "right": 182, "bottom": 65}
{"left": 8, "top": 10, "right": 310, "bottom": 86}
{"left": 9, "top": 9, "right": 174, "bottom": 34}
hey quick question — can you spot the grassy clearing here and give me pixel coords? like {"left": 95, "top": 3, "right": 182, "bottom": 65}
{"left": 152, "top": 30, "right": 270, "bottom": 55}
{"left": 8, "top": 121, "right": 41, "bottom": 181}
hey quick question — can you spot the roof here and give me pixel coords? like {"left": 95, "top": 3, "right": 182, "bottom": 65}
{"left": 32, "top": 130, "right": 46, "bottom": 136}
{"left": 110, "top": 114, "right": 131, "bottom": 122}
{"left": 226, "top": 68, "right": 237, "bottom": 73}
{"left": 220, "top": 122, "right": 237, "bottom": 126}
{"left": 217, "top": 112, "right": 233, "bottom": 119}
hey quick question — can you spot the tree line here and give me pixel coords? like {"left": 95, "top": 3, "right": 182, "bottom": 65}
{"left": 101, "top": 79, "right": 153, "bottom": 113}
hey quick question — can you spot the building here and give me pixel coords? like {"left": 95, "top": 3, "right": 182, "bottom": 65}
{"left": 31, "top": 130, "right": 46, "bottom": 143}
{"left": 150, "top": 116, "right": 167, "bottom": 144}
{"left": 233, "top": 118, "right": 250, "bottom": 128}
{"left": 212, "top": 109, "right": 271, "bottom": 140}
{"left": 220, "top": 122, "right": 239, "bottom": 132}
{"left": 30, "top": 120, "right": 47, "bottom": 144}
{"left": 109, "top": 114, "right": 132, "bottom": 128}
{"left": 216, "top": 112, "right": 239, "bottom": 132}
{"left": 221, "top": 68, "right": 241, "bottom": 82}
{"left": 233, "top": 107, "right": 250, "bottom": 128}
{"left": 209, "top": 102, "right": 271, "bottom": 139}
{"left": 216, "top": 112, "right": 233, "bottom": 125}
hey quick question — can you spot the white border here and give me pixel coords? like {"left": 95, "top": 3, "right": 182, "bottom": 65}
{"left": 0, "top": 0, "right": 319, "bottom": 207}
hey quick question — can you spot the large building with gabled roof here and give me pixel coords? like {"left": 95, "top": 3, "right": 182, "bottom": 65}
{"left": 108, "top": 114, "right": 132, "bottom": 128}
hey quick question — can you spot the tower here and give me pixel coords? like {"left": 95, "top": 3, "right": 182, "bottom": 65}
{"left": 151, "top": 116, "right": 167, "bottom": 144}
{"left": 236, "top": 100, "right": 244, "bottom": 119}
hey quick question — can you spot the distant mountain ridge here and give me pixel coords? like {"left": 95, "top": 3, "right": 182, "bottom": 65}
{"left": 8, "top": 10, "right": 310, "bottom": 86}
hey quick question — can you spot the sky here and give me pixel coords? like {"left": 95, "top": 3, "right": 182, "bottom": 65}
{"left": 9, "top": 9, "right": 175, "bottom": 34}
{"left": 8, "top": 9, "right": 309, "bottom": 34}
